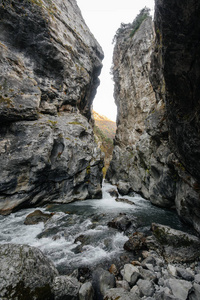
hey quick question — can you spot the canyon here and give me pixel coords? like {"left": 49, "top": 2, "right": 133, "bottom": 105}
{"left": 0, "top": 0, "right": 200, "bottom": 299}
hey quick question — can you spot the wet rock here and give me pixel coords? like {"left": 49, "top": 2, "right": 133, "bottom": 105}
{"left": 151, "top": 223, "right": 200, "bottom": 262}
{"left": 51, "top": 276, "right": 81, "bottom": 300}
{"left": 0, "top": 244, "right": 58, "bottom": 299}
{"left": 24, "top": 209, "right": 53, "bottom": 225}
{"left": 117, "top": 181, "right": 132, "bottom": 196}
{"left": 124, "top": 232, "right": 147, "bottom": 252}
{"left": 108, "top": 213, "right": 132, "bottom": 232}
{"left": 107, "top": 188, "right": 119, "bottom": 198}
{"left": 115, "top": 198, "right": 135, "bottom": 205}
{"left": 79, "top": 282, "right": 94, "bottom": 300}
{"left": 92, "top": 267, "right": 115, "bottom": 300}
{"left": 123, "top": 264, "right": 140, "bottom": 287}
{"left": 137, "top": 279, "right": 155, "bottom": 297}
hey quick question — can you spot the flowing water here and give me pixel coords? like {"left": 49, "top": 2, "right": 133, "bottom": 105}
{"left": 0, "top": 182, "right": 194, "bottom": 274}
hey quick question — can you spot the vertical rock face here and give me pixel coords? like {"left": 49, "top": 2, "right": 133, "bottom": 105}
{"left": 106, "top": 16, "right": 158, "bottom": 199}
{"left": 0, "top": 0, "right": 104, "bottom": 214}
{"left": 107, "top": 3, "right": 200, "bottom": 233}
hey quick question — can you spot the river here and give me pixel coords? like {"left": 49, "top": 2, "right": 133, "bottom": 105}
{"left": 0, "top": 181, "right": 194, "bottom": 274}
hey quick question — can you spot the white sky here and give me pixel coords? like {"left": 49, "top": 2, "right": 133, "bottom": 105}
{"left": 76, "top": 0, "right": 155, "bottom": 121}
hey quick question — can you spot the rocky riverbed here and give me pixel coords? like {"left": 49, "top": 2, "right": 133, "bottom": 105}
{"left": 0, "top": 182, "right": 199, "bottom": 299}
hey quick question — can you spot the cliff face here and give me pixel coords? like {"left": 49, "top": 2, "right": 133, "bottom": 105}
{"left": 107, "top": 3, "right": 200, "bottom": 233}
{"left": 150, "top": 0, "right": 200, "bottom": 232}
{"left": 0, "top": 0, "right": 104, "bottom": 214}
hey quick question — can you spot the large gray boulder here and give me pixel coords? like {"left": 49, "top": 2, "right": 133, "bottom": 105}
{"left": 0, "top": 243, "right": 58, "bottom": 299}
{"left": 150, "top": 223, "right": 200, "bottom": 262}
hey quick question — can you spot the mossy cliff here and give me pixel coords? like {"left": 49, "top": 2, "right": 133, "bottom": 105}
{"left": 0, "top": 0, "right": 104, "bottom": 214}
{"left": 107, "top": 2, "right": 200, "bottom": 233}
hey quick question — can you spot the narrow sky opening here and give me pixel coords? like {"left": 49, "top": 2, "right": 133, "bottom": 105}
{"left": 76, "top": 0, "right": 155, "bottom": 122}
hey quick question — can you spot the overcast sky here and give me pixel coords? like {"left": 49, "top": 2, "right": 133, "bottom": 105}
{"left": 76, "top": 0, "right": 155, "bottom": 121}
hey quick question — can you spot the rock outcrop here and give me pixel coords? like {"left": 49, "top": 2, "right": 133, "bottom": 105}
{"left": 0, "top": 0, "right": 104, "bottom": 214}
{"left": 107, "top": 3, "right": 200, "bottom": 233}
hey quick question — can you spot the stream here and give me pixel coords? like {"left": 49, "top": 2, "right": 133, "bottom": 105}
{"left": 0, "top": 181, "right": 194, "bottom": 274}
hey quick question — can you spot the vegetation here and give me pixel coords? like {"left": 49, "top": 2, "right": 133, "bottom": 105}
{"left": 130, "top": 7, "right": 151, "bottom": 37}
{"left": 93, "top": 111, "right": 116, "bottom": 177}
{"left": 113, "top": 7, "right": 151, "bottom": 43}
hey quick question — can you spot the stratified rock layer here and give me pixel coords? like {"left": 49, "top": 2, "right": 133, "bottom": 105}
{"left": 107, "top": 2, "right": 200, "bottom": 233}
{"left": 0, "top": 0, "right": 104, "bottom": 214}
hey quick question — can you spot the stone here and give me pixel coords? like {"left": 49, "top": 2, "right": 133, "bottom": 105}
{"left": 109, "top": 264, "right": 118, "bottom": 276}
{"left": 188, "top": 283, "right": 200, "bottom": 300}
{"left": 138, "top": 267, "right": 157, "bottom": 283}
{"left": 0, "top": 0, "right": 104, "bottom": 215}
{"left": 104, "top": 288, "right": 140, "bottom": 300}
{"left": 176, "top": 267, "right": 194, "bottom": 281}
{"left": 151, "top": 223, "right": 200, "bottom": 262}
{"left": 24, "top": 209, "right": 53, "bottom": 225}
{"left": 194, "top": 274, "right": 200, "bottom": 284}
{"left": 165, "top": 278, "right": 193, "bottom": 300}
{"left": 0, "top": 244, "right": 58, "bottom": 299}
{"left": 107, "top": 213, "right": 132, "bottom": 232}
{"left": 107, "top": 188, "right": 119, "bottom": 198}
{"left": 92, "top": 268, "right": 115, "bottom": 300}
{"left": 51, "top": 276, "right": 81, "bottom": 300}
{"left": 116, "top": 280, "right": 130, "bottom": 291}
{"left": 137, "top": 279, "right": 155, "bottom": 297}
{"left": 124, "top": 232, "right": 147, "bottom": 252}
{"left": 117, "top": 181, "right": 131, "bottom": 196}
{"left": 115, "top": 198, "right": 135, "bottom": 205}
{"left": 79, "top": 282, "right": 94, "bottom": 300}
{"left": 123, "top": 264, "right": 140, "bottom": 287}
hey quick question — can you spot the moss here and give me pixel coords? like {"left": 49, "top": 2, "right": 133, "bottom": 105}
{"left": 0, "top": 95, "right": 12, "bottom": 106}
{"left": 86, "top": 165, "right": 91, "bottom": 175}
{"left": 48, "top": 120, "right": 57, "bottom": 128}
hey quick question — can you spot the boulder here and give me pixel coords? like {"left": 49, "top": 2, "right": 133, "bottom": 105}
{"left": 51, "top": 276, "right": 81, "bottom": 300}
{"left": 107, "top": 188, "right": 119, "bottom": 198}
{"left": 0, "top": 244, "right": 58, "bottom": 299}
{"left": 123, "top": 264, "right": 140, "bottom": 287}
{"left": 189, "top": 283, "right": 200, "bottom": 300}
{"left": 79, "top": 282, "right": 94, "bottom": 300}
{"left": 92, "top": 268, "right": 115, "bottom": 300}
{"left": 137, "top": 279, "right": 155, "bottom": 297}
{"left": 24, "top": 210, "right": 53, "bottom": 225}
{"left": 108, "top": 213, "right": 132, "bottom": 232}
{"left": 151, "top": 223, "right": 200, "bottom": 262}
{"left": 176, "top": 267, "right": 194, "bottom": 282}
{"left": 165, "top": 278, "right": 193, "bottom": 300}
{"left": 124, "top": 232, "right": 147, "bottom": 252}
{"left": 117, "top": 181, "right": 131, "bottom": 196}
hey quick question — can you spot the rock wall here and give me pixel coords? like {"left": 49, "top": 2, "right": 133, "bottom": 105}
{"left": 0, "top": 0, "right": 104, "bottom": 214}
{"left": 107, "top": 3, "right": 200, "bottom": 233}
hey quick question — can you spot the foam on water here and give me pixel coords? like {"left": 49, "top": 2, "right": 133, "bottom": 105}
{"left": 0, "top": 181, "right": 194, "bottom": 273}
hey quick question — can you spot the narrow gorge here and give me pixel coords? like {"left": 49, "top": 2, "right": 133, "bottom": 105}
{"left": 0, "top": 0, "right": 200, "bottom": 299}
